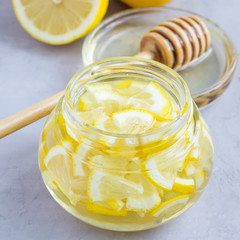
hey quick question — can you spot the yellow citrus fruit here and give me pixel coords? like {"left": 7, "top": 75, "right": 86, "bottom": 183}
{"left": 151, "top": 195, "right": 189, "bottom": 217}
{"left": 120, "top": 0, "right": 172, "bottom": 8}
{"left": 87, "top": 202, "right": 127, "bottom": 216}
{"left": 12, "top": 0, "right": 109, "bottom": 45}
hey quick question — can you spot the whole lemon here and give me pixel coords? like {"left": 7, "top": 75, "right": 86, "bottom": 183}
{"left": 120, "top": 0, "right": 172, "bottom": 8}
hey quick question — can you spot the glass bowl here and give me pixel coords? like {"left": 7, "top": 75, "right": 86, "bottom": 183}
{"left": 82, "top": 7, "right": 237, "bottom": 108}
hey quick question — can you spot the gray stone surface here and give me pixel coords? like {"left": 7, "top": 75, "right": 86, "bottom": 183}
{"left": 0, "top": 0, "right": 239, "bottom": 239}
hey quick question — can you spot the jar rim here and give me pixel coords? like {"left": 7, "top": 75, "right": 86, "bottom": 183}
{"left": 64, "top": 57, "right": 192, "bottom": 141}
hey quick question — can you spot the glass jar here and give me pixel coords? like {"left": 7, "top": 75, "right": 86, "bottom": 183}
{"left": 38, "top": 57, "right": 214, "bottom": 231}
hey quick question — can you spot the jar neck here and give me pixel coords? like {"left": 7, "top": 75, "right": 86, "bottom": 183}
{"left": 62, "top": 57, "right": 196, "bottom": 148}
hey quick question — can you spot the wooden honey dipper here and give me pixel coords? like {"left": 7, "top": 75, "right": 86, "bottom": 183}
{"left": 0, "top": 16, "right": 211, "bottom": 138}
{"left": 139, "top": 16, "right": 211, "bottom": 70}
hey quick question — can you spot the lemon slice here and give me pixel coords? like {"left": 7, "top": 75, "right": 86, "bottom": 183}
{"left": 87, "top": 170, "right": 144, "bottom": 202}
{"left": 184, "top": 162, "right": 198, "bottom": 176}
{"left": 142, "top": 157, "right": 176, "bottom": 191}
{"left": 194, "top": 170, "right": 205, "bottom": 190}
{"left": 12, "top": 0, "right": 109, "bottom": 45}
{"left": 77, "top": 107, "right": 105, "bottom": 125}
{"left": 78, "top": 91, "right": 97, "bottom": 111}
{"left": 107, "top": 199, "right": 125, "bottom": 211}
{"left": 115, "top": 80, "right": 147, "bottom": 96}
{"left": 128, "top": 82, "right": 174, "bottom": 119}
{"left": 94, "top": 114, "right": 119, "bottom": 132}
{"left": 112, "top": 109, "right": 155, "bottom": 134}
{"left": 89, "top": 154, "right": 129, "bottom": 171}
{"left": 44, "top": 145, "right": 81, "bottom": 204}
{"left": 58, "top": 113, "right": 79, "bottom": 142}
{"left": 172, "top": 177, "right": 195, "bottom": 194}
{"left": 86, "top": 83, "right": 112, "bottom": 93}
{"left": 72, "top": 143, "right": 91, "bottom": 176}
{"left": 151, "top": 195, "right": 189, "bottom": 217}
{"left": 87, "top": 202, "right": 127, "bottom": 216}
{"left": 126, "top": 174, "right": 161, "bottom": 213}
{"left": 92, "top": 89, "right": 128, "bottom": 114}
{"left": 70, "top": 177, "right": 88, "bottom": 201}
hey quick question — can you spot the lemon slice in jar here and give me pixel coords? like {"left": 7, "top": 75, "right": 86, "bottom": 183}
{"left": 78, "top": 84, "right": 113, "bottom": 111}
{"left": 115, "top": 80, "right": 148, "bottom": 96}
{"left": 151, "top": 195, "right": 189, "bottom": 217}
{"left": 172, "top": 177, "right": 195, "bottom": 194}
{"left": 12, "top": 0, "right": 108, "bottom": 45}
{"left": 43, "top": 145, "right": 82, "bottom": 205}
{"left": 77, "top": 107, "right": 106, "bottom": 125}
{"left": 193, "top": 170, "right": 205, "bottom": 190}
{"left": 87, "top": 202, "right": 127, "bottom": 216}
{"left": 93, "top": 89, "right": 128, "bottom": 114}
{"left": 112, "top": 109, "right": 156, "bottom": 134}
{"left": 87, "top": 170, "right": 144, "bottom": 202}
{"left": 128, "top": 82, "right": 175, "bottom": 120}
{"left": 126, "top": 174, "right": 161, "bottom": 213}
{"left": 142, "top": 157, "right": 176, "bottom": 191}
{"left": 72, "top": 143, "right": 91, "bottom": 177}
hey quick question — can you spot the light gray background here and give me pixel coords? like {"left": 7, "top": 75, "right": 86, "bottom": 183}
{"left": 0, "top": 0, "right": 239, "bottom": 239}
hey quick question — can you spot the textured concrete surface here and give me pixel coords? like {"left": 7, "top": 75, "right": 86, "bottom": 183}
{"left": 0, "top": 0, "right": 239, "bottom": 239}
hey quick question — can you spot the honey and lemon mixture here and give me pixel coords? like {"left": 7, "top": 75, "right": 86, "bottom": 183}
{"left": 39, "top": 79, "right": 213, "bottom": 230}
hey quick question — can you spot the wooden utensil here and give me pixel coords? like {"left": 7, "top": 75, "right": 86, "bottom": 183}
{"left": 0, "top": 16, "right": 211, "bottom": 138}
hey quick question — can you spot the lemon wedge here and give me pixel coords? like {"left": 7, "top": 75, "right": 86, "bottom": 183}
{"left": 172, "top": 177, "right": 195, "bottom": 194}
{"left": 112, "top": 109, "right": 155, "bottom": 134}
{"left": 12, "top": 0, "right": 109, "bottom": 45}
{"left": 151, "top": 195, "right": 189, "bottom": 217}
{"left": 87, "top": 202, "right": 127, "bottom": 216}
{"left": 126, "top": 174, "right": 161, "bottom": 213}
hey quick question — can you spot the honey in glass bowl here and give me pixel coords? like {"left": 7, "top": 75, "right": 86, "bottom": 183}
{"left": 39, "top": 57, "right": 213, "bottom": 231}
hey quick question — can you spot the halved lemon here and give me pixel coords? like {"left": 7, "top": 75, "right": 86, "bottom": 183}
{"left": 151, "top": 195, "right": 189, "bottom": 217}
{"left": 12, "top": 0, "right": 109, "bottom": 45}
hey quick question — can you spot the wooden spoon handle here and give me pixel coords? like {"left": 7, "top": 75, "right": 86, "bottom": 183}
{"left": 0, "top": 91, "right": 65, "bottom": 139}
